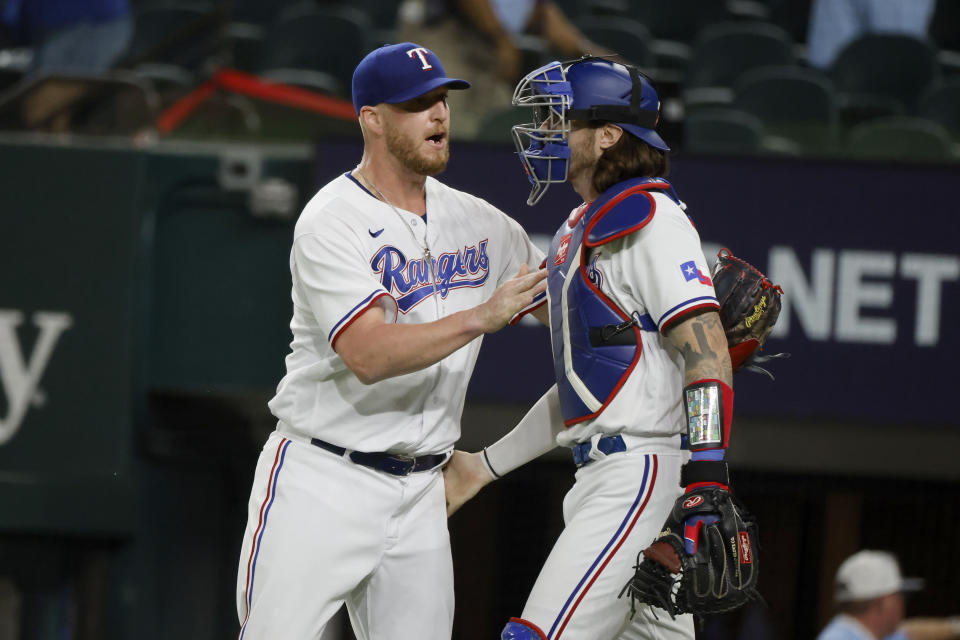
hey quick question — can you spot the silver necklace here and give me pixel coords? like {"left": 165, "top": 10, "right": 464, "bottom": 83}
{"left": 357, "top": 168, "right": 441, "bottom": 312}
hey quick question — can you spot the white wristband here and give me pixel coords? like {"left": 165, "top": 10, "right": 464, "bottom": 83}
{"left": 483, "top": 385, "right": 563, "bottom": 477}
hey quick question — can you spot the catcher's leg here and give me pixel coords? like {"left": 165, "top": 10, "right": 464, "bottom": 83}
{"left": 612, "top": 608, "right": 695, "bottom": 640}
{"left": 502, "top": 617, "right": 548, "bottom": 639}
{"left": 517, "top": 451, "right": 694, "bottom": 640}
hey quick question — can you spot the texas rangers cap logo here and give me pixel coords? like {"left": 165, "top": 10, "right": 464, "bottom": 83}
{"left": 406, "top": 47, "right": 433, "bottom": 70}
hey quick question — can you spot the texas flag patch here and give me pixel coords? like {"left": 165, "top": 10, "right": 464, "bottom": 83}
{"left": 680, "top": 260, "right": 712, "bottom": 285}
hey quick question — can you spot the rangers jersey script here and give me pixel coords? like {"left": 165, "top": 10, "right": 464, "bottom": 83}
{"left": 268, "top": 173, "right": 544, "bottom": 455}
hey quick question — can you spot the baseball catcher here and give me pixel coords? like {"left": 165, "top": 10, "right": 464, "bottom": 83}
{"left": 620, "top": 249, "right": 782, "bottom": 618}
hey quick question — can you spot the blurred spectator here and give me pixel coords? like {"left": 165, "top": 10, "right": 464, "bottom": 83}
{"left": 806, "top": 0, "right": 935, "bottom": 68}
{"left": 1, "top": 0, "right": 131, "bottom": 73}
{"left": 399, "top": 0, "right": 614, "bottom": 138}
{"left": 817, "top": 550, "right": 960, "bottom": 640}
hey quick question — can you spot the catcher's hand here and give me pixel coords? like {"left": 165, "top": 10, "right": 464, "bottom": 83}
{"left": 442, "top": 450, "right": 495, "bottom": 517}
{"left": 620, "top": 486, "right": 760, "bottom": 618}
{"left": 711, "top": 249, "right": 784, "bottom": 376}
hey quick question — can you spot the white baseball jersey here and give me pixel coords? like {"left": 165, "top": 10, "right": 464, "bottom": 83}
{"left": 510, "top": 185, "right": 712, "bottom": 640}
{"left": 238, "top": 171, "right": 544, "bottom": 640}
{"left": 268, "top": 172, "right": 544, "bottom": 455}
{"left": 556, "top": 191, "right": 717, "bottom": 449}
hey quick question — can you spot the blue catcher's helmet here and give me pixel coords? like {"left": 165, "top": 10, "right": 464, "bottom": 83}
{"left": 511, "top": 57, "right": 669, "bottom": 205}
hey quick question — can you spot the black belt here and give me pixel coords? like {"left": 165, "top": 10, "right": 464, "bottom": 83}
{"left": 311, "top": 438, "right": 448, "bottom": 476}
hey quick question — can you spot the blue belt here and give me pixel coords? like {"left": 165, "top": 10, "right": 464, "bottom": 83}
{"left": 572, "top": 434, "right": 691, "bottom": 467}
{"left": 311, "top": 438, "right": 448, "bottom": 476}
{"left": 572, "top": 435, "right": 627, "bottom": 467}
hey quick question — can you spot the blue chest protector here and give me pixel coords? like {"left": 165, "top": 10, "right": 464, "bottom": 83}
{"left": 546, "top": 177, "right": 682, "bottom": 426}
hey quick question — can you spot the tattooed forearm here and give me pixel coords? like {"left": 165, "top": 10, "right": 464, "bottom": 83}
{"left": 666, "top": 312, "right": 732, "bottom": 386}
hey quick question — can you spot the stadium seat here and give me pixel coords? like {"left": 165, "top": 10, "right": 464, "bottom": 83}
{"left": 223, "top": 22, "right": 264, "bottom": 73}
{"left": 626, "top": 0, "right": 730, "bottom": 43}
{"left": 683, "top": 107, "right": 764, "bottom": 154}
{"left": 767, "top": 0, "right": 813, "bottom": 45}
{"left": 132, "top": 63, "right": 196, "bottom": 109}
{"left": 259, "top": 69, "right": 344, "bottom": 97}
{"left": 227, "top": 0, "right": 299, "bottom": 25}
{"left": 733, "top": 65, "right": 838, "bottom": 153}
{"left": 352, "top": 0, "right": 400, "bottom": 31}
{"left": 554, "top": 0, "right": 588, "bottom": 18}
{"left": 0, "top": 68, "right": 23, "bottom": 94}
{"left": 687, "top": 22, "right": 796, "bottom": 89}
{"left": 845, "top": 116, "right": 954, "bottom": 161}
{"left": 256, "top": 4, "right": 371, "bottom": 96}
{"left": 125, "top": 5, "right": 223, "bottom": 70}
{"left": 918, "top": 78, "right": 960, "bottom": 140}
{"left": 0, "top": 72, "right": 159, "bottom": 135}
{"left": 836, "top": 93, "right": 905, "bottom": 131}
{"left": 579, "top": 17, "right": 654, "bottom": 67}
{"left": 829, "top": 34, "right": 939, "bottom": 112}
{"left": 169, "top": 93, "right": 261, "bottom": 139}
{"left": 474, "top": 107, "right": 528, "bottom": 146}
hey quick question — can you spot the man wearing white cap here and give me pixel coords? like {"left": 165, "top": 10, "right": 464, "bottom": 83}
{"left": 818, "top": 550, "right": 960, "bottom": 640}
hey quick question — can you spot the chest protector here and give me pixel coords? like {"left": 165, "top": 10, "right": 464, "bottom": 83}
{"left": 547, "top": 177, "right": 682, "bottom": 426}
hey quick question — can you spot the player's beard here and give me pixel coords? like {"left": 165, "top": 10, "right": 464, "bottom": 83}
{"left": 385, "top": 122, "right": 449, "bottom": 176}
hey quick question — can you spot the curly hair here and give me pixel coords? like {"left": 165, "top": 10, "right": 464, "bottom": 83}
{"left": 587, "top": 124, "right": 670, "bottom": 195}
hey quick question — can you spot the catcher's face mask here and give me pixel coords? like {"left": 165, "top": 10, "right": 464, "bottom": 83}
{"left": 511, "top": 61, "right": 573, "bottom": 206}
{"left": 511, "top": 58, "right": 669, "bottom": 206}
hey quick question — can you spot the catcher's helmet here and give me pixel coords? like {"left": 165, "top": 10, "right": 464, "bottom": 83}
{"left": 511, "top": 57, "right": 669, "bottom": 205}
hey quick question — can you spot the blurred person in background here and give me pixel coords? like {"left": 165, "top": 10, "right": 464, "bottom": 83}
{"left": 817, "top": 550, "right": 960, "bottom": 640}
{"left": 806, "top": 0, "right": 935, "bottom": 68}
{"left": 399, "top": 0, "right": 614, "bottom": 138}
{"left": 0, "top": 0, "right": 133, "bottom": 133}
{"left": 1, "top": 0, "right": 131, "bottom": 73}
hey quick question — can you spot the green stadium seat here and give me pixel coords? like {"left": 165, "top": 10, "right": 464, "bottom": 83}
{"left": 625, "top": 0, "right": 730, "bottom": 43}
{"left": 125, "top": 4, "right": 223, "bottom": 70}
{"left": 256, "top": 4, "right": 371, "bottom": 96}
{"left": 578, "top": 17, "right": 655, "bottom": 67}
{"left": 918, "top": 78, "right": 960, "bottom": 140}
{"left": 687, "top": 22, "right": 796, "bottom": 89}
{"left": 259, "top": 69, "right": 344, "bottom": 97}
{"left": 830, "top": 34, "right": 939, "bottom": 112}
{"left": 475, "top": 107, "right": 528, "bottom": 146}
{"left": 734, "top": 65, "right": 838, "bottom": 153}
{"left": 684, "top": 107, "right": 764, "bottom": 154}
{"left": 845, "top": 116, "right": 954, "bottom": 161}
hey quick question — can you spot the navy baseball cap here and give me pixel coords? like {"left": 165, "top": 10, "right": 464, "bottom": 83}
{"left": 351, "top": 42, "right": 470, "bottom": 114}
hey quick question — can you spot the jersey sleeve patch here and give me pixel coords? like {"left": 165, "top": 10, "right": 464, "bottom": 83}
{"left": 585, "top": 189, "right": 656, "bottom": 247}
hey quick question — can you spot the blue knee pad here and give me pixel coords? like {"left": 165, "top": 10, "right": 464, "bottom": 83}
{"left": 501, "top": 618, "right": 546, "bottom": 640}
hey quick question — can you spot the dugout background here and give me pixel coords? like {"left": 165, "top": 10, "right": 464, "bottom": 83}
{"left": 0, "top": 134, "right": 958, "bottom": 640}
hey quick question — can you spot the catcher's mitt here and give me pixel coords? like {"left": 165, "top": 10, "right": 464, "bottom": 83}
{"left": 711, "top": 249, "right": 784, "bottom": 376}
{"left": 620, "top": 487, "right": 760, "bottom": 618}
